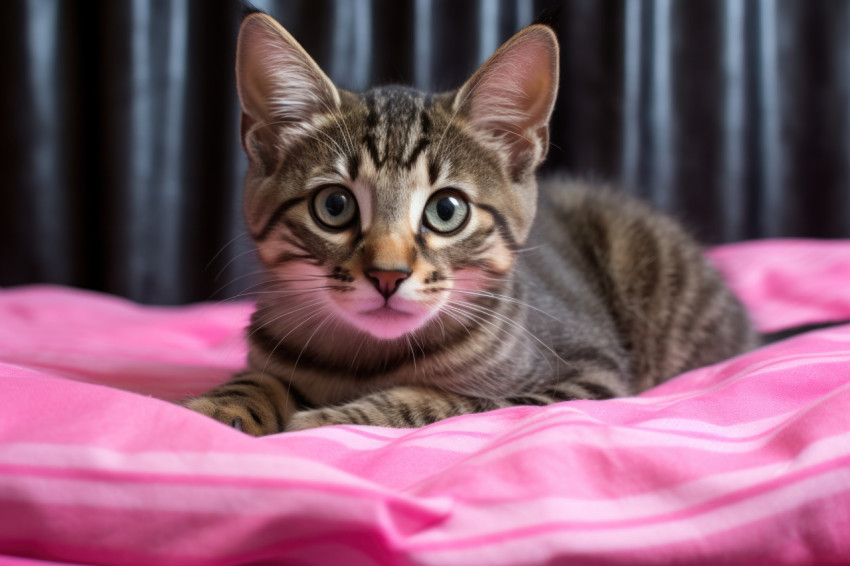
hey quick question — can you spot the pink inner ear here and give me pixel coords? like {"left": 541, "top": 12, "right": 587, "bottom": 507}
{"left": 237, "top": 16, "right": 337, "bottom": 125}
{"left": 465, "top": 32, "right": 557, "bottom": 132}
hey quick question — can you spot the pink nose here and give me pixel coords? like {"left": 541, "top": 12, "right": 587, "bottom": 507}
{"left": 366, "top": 268, "right": 411, "bottom": 298}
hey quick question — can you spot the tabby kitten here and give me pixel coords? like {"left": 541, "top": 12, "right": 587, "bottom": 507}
{"left": 183, "top": 13, "right": 757, "bottom": 436}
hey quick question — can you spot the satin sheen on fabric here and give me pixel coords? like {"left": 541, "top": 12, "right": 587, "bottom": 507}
{"left": 0, "top": 239, "right": 849, "bottom": 564}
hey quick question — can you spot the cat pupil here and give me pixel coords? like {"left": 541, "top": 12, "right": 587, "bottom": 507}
{"left": 326, "top": 193, "right": 347, "bottom": 216}
{"left": 437, "top": 197, "right": 456, "bottom": 221}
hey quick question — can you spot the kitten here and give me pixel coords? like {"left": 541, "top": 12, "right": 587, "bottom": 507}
{"left": 182, "top": 13, "right": 758, "bottom": 436}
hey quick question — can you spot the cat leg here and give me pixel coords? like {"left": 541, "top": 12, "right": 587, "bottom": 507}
{"left": 181, "top": 371, "right": 300, "bottom": 436}
{"left": 286, "top": 386, "right": 505, "bottom": 431}
{"left": 286, "top": 367, "right": 632, "bottom": 431}
{"left": 507, "top": 368, "right": 632, "bottom": 406}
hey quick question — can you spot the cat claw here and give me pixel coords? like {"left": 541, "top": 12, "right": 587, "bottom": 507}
{"left": 231, "top": 417, "right": 243, "bottom": 431}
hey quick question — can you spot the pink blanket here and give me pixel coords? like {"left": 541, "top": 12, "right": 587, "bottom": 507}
{"left": 2, "top": 239, "right": 850, "bottom": 565}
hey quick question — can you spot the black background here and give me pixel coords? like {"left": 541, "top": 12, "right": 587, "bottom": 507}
{"left": 2, "top": 0, "right": 848, "bottom": 304}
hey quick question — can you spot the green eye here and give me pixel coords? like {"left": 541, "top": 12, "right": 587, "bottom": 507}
{"left": 311, "top": 185, "right": 357, "bottom": 230}
{"left": 423, "top": 190, "right": 470, "bottom": 234}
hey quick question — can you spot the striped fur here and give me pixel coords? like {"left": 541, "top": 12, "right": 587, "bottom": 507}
{"left": 182, "top": 14, "right": 757, "bottom": 436}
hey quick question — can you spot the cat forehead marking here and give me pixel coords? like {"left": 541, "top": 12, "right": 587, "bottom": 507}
{"left": 349, "top": 86, "right": 438, "bottom": 234}
{"left": 356, "top": 145, "right": 432, "bottom": 234}
{"left": 359, "top": 86, "right": 432, "bottom": 173}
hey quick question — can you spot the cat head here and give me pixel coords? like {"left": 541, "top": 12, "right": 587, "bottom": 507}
{"left": 236, "top": 13, "right": 558, "bottom": 340}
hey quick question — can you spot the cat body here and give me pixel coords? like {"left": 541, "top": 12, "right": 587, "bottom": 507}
{"left": 183, "top": 13, "right": 757, "bottom": 435}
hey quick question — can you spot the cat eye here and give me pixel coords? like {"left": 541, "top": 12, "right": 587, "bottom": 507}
{"left": 311, "top": 185, "right": 358, "bottom": 230}
{"left": 423, "top": 190, "right": 470, "bottom": 234}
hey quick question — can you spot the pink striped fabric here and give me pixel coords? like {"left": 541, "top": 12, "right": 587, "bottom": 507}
{"left": 1, "top": 239, "right": 850, "bottom": 565}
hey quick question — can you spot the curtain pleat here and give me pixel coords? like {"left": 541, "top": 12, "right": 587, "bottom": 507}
{"left": 1, "top": 0, "right": 848, "bottom": 304}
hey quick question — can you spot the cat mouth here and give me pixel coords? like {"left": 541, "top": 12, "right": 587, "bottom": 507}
{"left": 360, "top": 305, "right": 416, "bottom": 318}
{"left": 346, "top": 302, "right": 432, "bottom": 339}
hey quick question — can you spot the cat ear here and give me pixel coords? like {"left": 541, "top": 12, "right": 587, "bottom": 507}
{"left": 236, "top": 14, "right": 340, "bottom": 167}
{"left": 454, "top": 25, "right": 559, "bottom": 180}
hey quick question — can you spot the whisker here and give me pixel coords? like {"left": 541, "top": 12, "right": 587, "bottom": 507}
{"left": 249, "top": 119, "right": 347, "bottom": 160}
{"left": 451, "top": 300, "right": 566, "bottom": 367}
{"left": 260, "top": 307, "right": 326, "bottom": 377}
{"left": 247, "top": 298, "right": 325, "bottom": 343}
{"left": 515, "top": 245, "right": 545, "bottom": 254}
{"left": 409, "top": 331, "right": 426, "bottom": 358}
{"left": 442, "top": 304, "right": 515, "bottom": 361}
{"left": 434, "top": 70, "right": 488, "bottom": 158}
{"left": 286, "top": 311, "right": 334, "bottom": 409}
{"left": 348, "top": 332, "right": 371, "bottom": 373}
{"left": 405, "top": 336, "right": 417, "bottom": 373}
{"left": 438, "top": 308, "right": 473, "bottom": 338}
{"left": 214, "top": 247, "right": 261, "bottom": 282}
{"left": 208, "top": 270, "right": 270, "bottom": 300}
{"left": 444, "top": 302, "right": 553, "bottom": 374}
{"left": 205, "top": 230, "right": 250, "bottom": 271}
{"left": 446, "top": 274, "right": 512, "bottom": 284}
{"left": 447, "top": 289, "right": 565, "bottom": 324}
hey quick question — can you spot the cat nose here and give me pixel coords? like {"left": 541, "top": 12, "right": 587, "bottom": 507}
{"left": 365, "top": 267, "right": 411, "bottom": 299}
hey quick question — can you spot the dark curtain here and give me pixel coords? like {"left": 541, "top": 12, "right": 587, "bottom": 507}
{"left": 2, "top": 0, "right": 849, "bottom": 305}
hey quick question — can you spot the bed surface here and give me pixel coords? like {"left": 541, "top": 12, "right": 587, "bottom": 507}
{"left": 1, "top": 239, "right": 850, "bottom": 565}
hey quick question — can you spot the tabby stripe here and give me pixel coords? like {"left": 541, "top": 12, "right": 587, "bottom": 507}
{"left": 222, "top": 376, "right": 286, "bottom": 432}
{"left": 246, "top": 405, "right": 263, "bottom": 427}
{"left": 347, "top": 152, "right": 360, "bottom": 181}
{"left": 205, "top": 377, "right": 267, "bottom": 398}
{"left": 269, "top": 398, "right": 284, "bottom": 432}
{"left": 347, "top": 406, "right": 372, "bottom": 425}
{"left": 239, "top": 376, "right": 285, "bottom": 431}
{"left": 420, "top": 107, "right": 431, "bottom": 135}
{"left": 251, "top": 321, "right": 480, "bottom": 377}
{"left": 663, "top": 248, "right": 693, "bottom": 323}
{"left": 254, "top": 196, "right": 306, "bottom": 241}
{"left": 363, "top": 92, "right": 386, "bottom": 169}
{"left": 420, "top": 405, "right": 438, "bottom": 425}
{"left": 428, "top": 159, "right": 442, "bottom": 186}
{"left": 507, "top": 394, "right": 551, "bottom": 407}
{"left": 476, "top": 203, "right": 518, "bottom": 250}
{"left": 563, "top": 346, "right": 624, "bottom": 374}
{"left": 205, "top": 389, "right": 251, "bottom": 399}
{"left": 468, "top": 226, "right": 498, "bottom": 254}
{"left": 677, "top": 282, "right": 731, "bottom": 371}
{"left": 403, "top": 137, "right": 430, "bottom": 168}
{"left": 369, "top": 393, "right": 393, "bottom": 415}
{"left": 549, "top": 387, "right": 578, "bottom": 402}
{"left": 468, "top": 397, "right": 495, "bottom": 414}
{"left": 571, "top": 380, "right": 617, "bottom": 400}
{"left": 565, "top": 208, "right": 617, "bottom": 321}
{"left": 398, "top": 404, "right": 418, "bottom": 427}
{"left": 228, "top": 378, "right": 263, "bottom": 388}
{"left": 364, "top": 134, "right": 385, "bottom": 169}
{"left": 564, "top": 382, "right": 596, "bottom": 400}
{"left": 547, "top": 375, "right": 589, "bottom": 401}
{"left": 274, "top": 252, "right": 316, "bottom": 266}
{"left": 660, "top": 259, "right": 708, "bottom": 375}
{"left": 631, "top": 225, "right": 662, "bottom": 315}
{"left": 437, "top": 396, "right": 459, "bottom": 420}
{"left": 632, "top": 233, "right": 664, "bottom": 376}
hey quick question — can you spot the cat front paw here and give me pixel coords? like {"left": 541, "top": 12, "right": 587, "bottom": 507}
{"left": 181, "top": 396, "right": 276, "bottom": 437}
{"left": 285, "top": 408, "right": 344, "bottom": 431}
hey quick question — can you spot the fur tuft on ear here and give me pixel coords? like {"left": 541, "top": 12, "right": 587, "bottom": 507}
{"left": 455, "top": 25, "right": 559, "bottom": 180}
{"left": 236, "top": 14, "right": 340, "bottom": 167}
